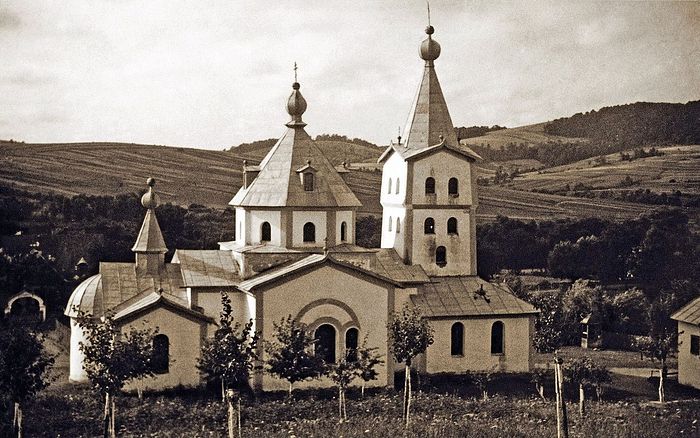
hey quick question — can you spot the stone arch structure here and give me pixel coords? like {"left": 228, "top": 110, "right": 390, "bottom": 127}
{"left": 4, "top": 291, "right": 46, "bottom": 321}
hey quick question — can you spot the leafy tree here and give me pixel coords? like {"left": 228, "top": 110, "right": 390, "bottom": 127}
{"left": 471, "top": 366, "right": 496, "bottom": 400}
{"left": 198, "top": 292, "right": 259, "bottom": 400}
{"left": 528, "top": 291, "right": 568, "bottom": 353}
{"left": 530, "top": 367, "right": 551, "bottom": 401}
{"left": 264, "top": 315, "right": 324, "bottom": 397}
{"left": 566, "top": 358, "right": 592, "bottom": 417}
{"left": 355, "top": 335, "right": 383, "bottom": 397}
{"left": 0, "top": 325, "right": 54, "bottom": 438}
{"left": 198, "top": 292, "right": 259, "bottom": 438}
{"left": 636, "top": 295, "right": 677, "bottom": 403}
{"left": 325, "top": 358, "right": 355, "bottom": 422}
{"left": 75, "top": 311, "right": 158, "bottom": 438}
{"left": 387, "top": 304, "right": 434, "bottom": 427}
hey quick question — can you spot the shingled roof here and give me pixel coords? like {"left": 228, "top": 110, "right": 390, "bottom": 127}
{"left": 378, "top": 26, "right": 480, "bottom": 164}
{"left": 671, "top": 296, "right": 700, "bottom": 325}
{"left": 230, "top": 82, "right": 361, "bottom": 209}
{"left": 411, "top": 276, "right": 538, "bottom": 318}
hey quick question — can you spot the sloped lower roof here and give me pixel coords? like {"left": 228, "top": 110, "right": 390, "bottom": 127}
{"left": 230, "top": 127, "right": 361, "bottom": 208}
{"left": 328, "top": 247, "right": 429, "bottom": 284}
{"left": 65, "top": 262, "right": 186, "bottom": 318}
{"left": 172, "top": 250, "right": 240, "bottom": 287}
{"left": 412, "top": 276, "right": 539, "bottom": 318}
{"left": 671, "top": 296, "right": 700, "bottom": 325}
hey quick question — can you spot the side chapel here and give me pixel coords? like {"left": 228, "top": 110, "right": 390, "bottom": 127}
{"left": 66, "top": 24, "right": 538, "bottom": 392}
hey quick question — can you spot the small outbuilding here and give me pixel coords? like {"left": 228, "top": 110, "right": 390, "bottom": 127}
{"left": 671, "top": 297, "right": 700, "bottom": 390}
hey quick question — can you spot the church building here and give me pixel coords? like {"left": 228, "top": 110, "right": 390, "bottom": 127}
{"left": 66, "top": 24, "right": 537, "bottom": 392}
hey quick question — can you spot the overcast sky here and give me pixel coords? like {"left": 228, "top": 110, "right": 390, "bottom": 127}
{"left": 1, "top": 1, "right": 698, "bottom": 149}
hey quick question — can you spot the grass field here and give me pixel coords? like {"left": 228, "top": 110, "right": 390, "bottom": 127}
{"left": 1, "top": 141, "right": 662, "bottom": 222}
{"left": 508, "top": 145, "right": 700, "bottom": 197}
{"left": 12, "top": 367, "right": 699, "bottom": 437}
{"left": 461, "top": 123, "right": 588, "bottom": 150}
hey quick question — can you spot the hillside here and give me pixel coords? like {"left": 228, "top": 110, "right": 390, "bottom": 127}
{"left": 0, "top": 141, "right": 664, "bottom": 222}
{"left": 505, "top": 145, "right": 700, "bottom": 203}
{"left": 461, "top": 122, "right": 588, "bottom": 150}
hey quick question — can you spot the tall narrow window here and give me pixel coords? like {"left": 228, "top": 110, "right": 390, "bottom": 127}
{"left": 447, "top": 217, "right": 458, "bottom": 235}
{"left": 387, "top": 178, "right": 393, "bottom": 194}
{"left": 345, "top": 328, "right": 359, "bottom": 362}
{"left": 436, "top": 246, "right": 447, "bottom": 267}
{"left": 396, "top": 178, "right": 400, "bottom": 194}
{"left": 491, "top": 321, "right": 505, "bottom": 354}
{"left": 303, "top": 222, "right": 316, "bottom": 242}
{"left": 340, "top": 221, "right": 347, "bottom": 242}
{"left": 396, "top": 217, "right": 401, "bottom": 233}
{"left": 448, "top": 177, "right": 459, "bottom": 196}
{"left": 451, "top": 322, "right": 464, "bottom": 356}
{"left": 691, "top": 335, "right": 700, "bottom": 356}
{"left": 303, "top": 172, "right": 314, "bottom": 191}
{"left": 388, "top": 216, "right": 393, "bottom": 231}
{"left": 315, "top": 324, "right": 336, "bottom": 363}
{"left": 152, "top": 334, "right": 169, "bottom": 374}
{"left": 261, "top": 222, "right": 271, "bottom": 242}
{"left": 425, "top": 177, "right": 436, "bottom": 195}
{"left": 424, "top": 217, "right": 435, "bottom": 234}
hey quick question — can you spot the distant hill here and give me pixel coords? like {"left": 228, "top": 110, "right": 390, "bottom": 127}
{"left": 229, "top": 134, "right": 383, "bottom": 165}
{"left": 0, "top": 140, "right": 662, "bottom": 222}
{"left": 460, "top": 101, "right": 700, "bottom": 167}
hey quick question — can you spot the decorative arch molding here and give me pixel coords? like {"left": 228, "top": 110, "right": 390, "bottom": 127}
{"left": 4, "top": 291, "right": 46, "bottom": 321}
{"left": 295, "top": 298, "right": 361, "bottom": 331}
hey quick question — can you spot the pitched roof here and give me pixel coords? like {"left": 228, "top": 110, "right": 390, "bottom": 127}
{"left": 112, "top": 290, "right": 213, "bottom": 323}
{"left": 236, "top": 253, "right": 403, "bottom": 292}
{"left": 378, "top": 30, "right": 480, "bottom": 164}
{"left": 230, "top": 83, "right": 361, "bottom": 209}
{"left": 64, "top": 262, "right": 186, "bottom": 318}
{"left": 411, "top": 276, "right": 539, "bottom": 318}
{"left": 172, "top": 250, "right": 240, "bottom": 287}
{"left": 671, "top": 296, "right": 700, "bottom": 325}
{"left": 328, "top": 247, "right": 429, "bottom": 284}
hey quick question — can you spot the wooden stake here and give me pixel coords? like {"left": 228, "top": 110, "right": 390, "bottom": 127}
{"left": 554, "top": 356, "right": 569, "bottom": 438}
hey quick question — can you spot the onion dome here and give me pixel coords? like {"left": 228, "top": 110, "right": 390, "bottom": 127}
{"left": 141, "top": 177, "right": 160, "bottom": 209}
{"left": 286, "top": 82, "right": 308, "bottom": 127}
{"left": 420, "top": 25, "right": 441, "bottom": 63}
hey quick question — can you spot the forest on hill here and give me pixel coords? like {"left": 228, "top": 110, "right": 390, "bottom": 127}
{"left": 468, "top": 101, "right": 700, "bottom": 167}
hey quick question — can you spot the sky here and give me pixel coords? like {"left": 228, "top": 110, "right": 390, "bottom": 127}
{"left": 1, "top": 0, "right": 698, "bottom": 150}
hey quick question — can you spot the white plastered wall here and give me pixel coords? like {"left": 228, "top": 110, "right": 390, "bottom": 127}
{"left": 677, "top": 321, "right": 700, "bottom": 389}
{"left": 69, "top": 318, "right": 88, "bottom": 382}
{"left": 235, "top": 207, "right": 247, "bottom": 245}
{"left": 410, "top": 150, "right": 475, "bottom": 207}
{"left": 292, "top": 211, "right": 327, "bottom": 247}
{"left": 248, "top": 210, "right": 282, "bottom": 246}
{"left": 336, "top": 210, "right": 355, "bottom": 244}
{"left": 380, "top": 152, "right": 408, "bottom": 254}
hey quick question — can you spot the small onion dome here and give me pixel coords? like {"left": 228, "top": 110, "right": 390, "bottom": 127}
{"left": 141, "top": 177, "right": 160, "bottom": 209}
{"left": 420, "top": 25, "right": 441, "bottom": 62}
{"left": 286, "top": 82, "right": 307, "bottom": 124}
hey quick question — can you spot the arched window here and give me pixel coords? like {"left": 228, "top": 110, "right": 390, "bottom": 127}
{"left": 395, "top": 178, "right": 400, "bottom": 194}
{"left": 303, "top": 222, "right": 316, "bottom": 243}
{"left": 345, "top": 327, "right": 359, "bottom": 362}
{"left": 491, "top": 321, "right": 505, "bottom": 354}
{"left": 448, "top": 177, "right": 459, "bottom": 196}
{"left": 436, "top": 246, "right": 447, "bottom": 267}
{"left": 261, "top": 222, "right": 271, "bottom": 242}
{"left": 315, "top": 324, "right": 336, "bottom": 363}
{"left": 387, "top": 178, "right": 393, "bottom": 194}
{"left": 424, "top": 217, "right": 435, "bottom": 234}
{"left": 152, "top": 334, "right": 169, "bottom": 374}
{"left": 425, "top": 177, "right": 436, "bottom": 195}
{"left": 340, "top": 221, "right": 347, "bottom": 242}
{"left": 447, "top": 217, "right": 458, "bottom": 235}
{"left": 451, "top": 322, "right": 464, "bottom": 356}
{"left": 388, "top": 216, "right": 393, "bottom": 232}
{"left": 396, "top": 217, "right": 401, "bottom": 233}
{"left": 303, "top": 172, "right": 314, "bottom": 191}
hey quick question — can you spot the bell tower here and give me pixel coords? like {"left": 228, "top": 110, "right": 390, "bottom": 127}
{"left": 379, "top": 24, "right": 481, "bottom": 277}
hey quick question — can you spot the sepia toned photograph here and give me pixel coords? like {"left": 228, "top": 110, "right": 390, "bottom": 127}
{"left": 1, "top": 1, "right": 699, "bottom": 436}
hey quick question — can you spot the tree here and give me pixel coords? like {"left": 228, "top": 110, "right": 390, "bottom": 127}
{"left": 325, "top": 358, "right": 354, "bottom": 422}
{"left": 566, "top": 358, "right": 592, "bottom": 418}
{"left": 0, "top": 325, "right": 54, "bottom": 438}
{"left": 75, "top": 311, "right": 157, "bottom": 438}
{"left": 387, "top": 304, "right": 434, "bottom": 427}
{"left": 198, "top": 292, "right": 258, "bottom": 438}
{"left": 355, "top": 335, "right": 383, "bottom": 397}
{"left": 530, "top": 367, "right": 551, "bottom": 401}
{"left": 636, "top": 295, "right": 677, "bottom": 403}
{"left": 264, "top": 315, "right": 325, "bottom": 397}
